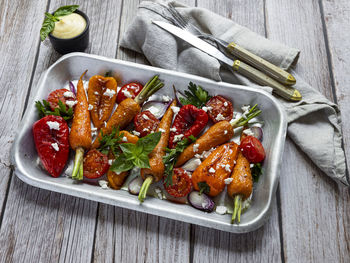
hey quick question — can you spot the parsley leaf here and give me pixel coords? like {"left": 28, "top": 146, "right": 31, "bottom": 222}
{"left": 109, "top": 132, "right": 161, "bottom": 173}
{"left": 198, "top": 181, "right": 210, "bottom": 195}
{"left": 251, "top": 163, "right": 263, "bottom": 182}
{"left": 35, "top": 99, "right": 74, "bottom": 121}
{"left": 163, "top": 135, "right": 196, "bottom": 186}
{"left": 97, "top": 127, "right": 123, "bottom": 155}
{"left": 179, "top": 82, "right": 211, "bottom": 108}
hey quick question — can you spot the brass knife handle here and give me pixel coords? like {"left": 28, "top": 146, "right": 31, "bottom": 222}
{"left": 228, "top": 42, "right": 296, "bottom": 86}
{"left": 232, "top": 60, "right": 301, "bottom": 101}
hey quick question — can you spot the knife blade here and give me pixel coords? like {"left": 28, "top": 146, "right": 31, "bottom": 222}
{"left": 152, "top": 20, "right": 301, "bottom": 101}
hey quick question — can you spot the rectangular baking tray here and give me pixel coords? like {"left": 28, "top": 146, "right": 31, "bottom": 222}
{"left": 11, "top": 52, "right": 287, "bottom": 233}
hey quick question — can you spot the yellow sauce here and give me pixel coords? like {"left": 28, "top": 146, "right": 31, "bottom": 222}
{"left": 51, "top": 13, "right": 86, "bottom": 39}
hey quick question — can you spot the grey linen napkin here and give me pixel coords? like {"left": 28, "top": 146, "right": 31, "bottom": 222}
{"left": 120, "top": 0, "right": 349, "bottom": 186}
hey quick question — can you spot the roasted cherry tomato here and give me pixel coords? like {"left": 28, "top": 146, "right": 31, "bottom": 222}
{"left": 205, "top": 95, "right": 233, "bottom": 123}
{"left": 33, "top": 115, "right": 70, "bottom": 177}
{"left": 116, "top": 82, "right": 143, "bottom": 103}
{"left": 83, "top": 149, "right": 110, "bottom": 179}
{"left": 47, "top": 88, "right": 76, "bottom": 110}
{"left": 133, "top": 111, "right": 160, "bottom": 137}
{"left": 240, "top": 136, "right": 266, "bottom": 163}
{"left": 164, "top": 168, "right": 192, "bottom": 198}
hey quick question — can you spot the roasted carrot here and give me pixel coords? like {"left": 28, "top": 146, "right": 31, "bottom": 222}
{"left": 191, "top": 142, "right": 239, "bottom": 197}
{"left": 175, "top": 104, "right": 261, "bottom": 167}
{"left": 92, "top": 75, "right": 164, "bottom": 149}
{"left": 228, "top": 152, "right": 253, "bottom": 224}
{"left": 107, "top": 131, "right": 139, "bottom": 190}
{"left": 88, "top": 75, "right": 118, "bottom": 129}
{"left": 70, "top": 70, "right": 92, "bottom": 180}
{"left": 138, "top": 100, "right": 176, "bottom": 202}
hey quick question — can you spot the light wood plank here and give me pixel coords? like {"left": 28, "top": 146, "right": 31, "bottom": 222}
{"left": 192, "top": 1, "right": 282, "bottom": 262}
{"left": 0, "top": 0, "right": 48, "bottom": 215}
{"left": 265, "top": 0, "right": 350, "bottom": 261}
{"left": 93, "top": 1, "right": 192, "bottom": 262}
{"left": 0, "top": 1, "right": 123, "bottom": 262}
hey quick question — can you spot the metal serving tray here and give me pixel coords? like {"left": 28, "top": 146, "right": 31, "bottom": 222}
{"left": 11, "top": 53, "right": 287, "bottom": 233}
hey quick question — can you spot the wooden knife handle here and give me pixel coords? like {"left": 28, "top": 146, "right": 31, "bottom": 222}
{"left": 232, "top": 60, "right": 301, "bottom": 101}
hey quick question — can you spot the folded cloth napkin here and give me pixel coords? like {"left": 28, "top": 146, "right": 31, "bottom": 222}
{"left": 120, "top": 0, "right": 349, "bottom": 186}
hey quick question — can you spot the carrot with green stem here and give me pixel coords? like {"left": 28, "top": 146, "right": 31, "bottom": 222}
{"left": 138, "top": 100, "right": 176, "bottom": 202}
{"left": 175, "top": 104, "right": 262, "bottom": 167}
{"left": 70, "top": 70, "right": 92, "bottom": 180}
{"left": 92, "top": 75, "right": 164, "bottom": 149}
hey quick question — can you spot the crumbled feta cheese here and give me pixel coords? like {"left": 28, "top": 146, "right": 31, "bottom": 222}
{"left": 250, "top": 164, "right": 254, "bottom": 168}
{"left": 92, "top": 131, "right": 98, "bottom": 136}
{"left": 224, "top": 177, "right": 233, "bottom": 184}
{"left": 244, "top": 174, "right": 248, "bottom": 178}
{"left": 94, "top": 91, "right": 99, "bottom": 95}
{"left": 209, "top": 167, "right": 216, "bottom": 173}
{"left": 171, "top": 106, "right": 180, "bottom": 115}
{"left": 173, "top": 134, "right": 184, "bottom": 143}
{"left": 103, "top": 88, "right": 116, "bottom": 98}
{"left": 99, "top": 180, "right": 109, "bottom": 189}
{"left": 154, "top": 187, "right": 163, "bottom": 199}
{"left": 234, "top": 160, "right": 236, "bottom": 164}
{"left": 193, "top": 143, "right": 199, "bottom": 152}
{"left": 66, "top": 100, "right": 77, "bottom": 108}
{"left": 243, "top": 128, "right": 255, "bottom": 136}
{"left": 224, "top": 130, "right": 228, "bottom": 135}
{"left": 215, "top": 113, "right": 226, "bottom": 121}
{"left": 88, "top": 104, "right": 93, "bottom": 110}
{"left": 224, "top": 164, "right": 231, "bottom": 173}
{"left": 147, "top": 106, "right": 160, "bottom": 116}
{"left": 132, "top": 131, "right": 140, "bottom": 136}
{"left": 223, "top": 102, "right": 228, "bottom": 107}
{"left": 159, "top": 128, "right": 165, "bottom": 132}
{"left": 142, "top": 114, "right": 150, "bottom": 120}
{"left": 170, "top": 127, "right": 177, "bottom": 132}
{"left": 122, "top": 89, "right": 133, "bottom": 98}
{"left": 202, "top": 106, "right": 212, "bottom": 112}
{"left": 122, "top": 136, "right": 128, "bottom": 142}
{"left": 215, "top": 206, "right": 227, "bottom": 215}
{"left": 108, "top": 160, "right": 113, "bottom": 165}
{"left": 162, "top": 95, "right": 171, "bottom": 102}
{"left": 63, "top": 91, "right": 75, "bottom": 98}
{"left": 104, "top": 121, "right": 107, "bottom": 127}
{"left": 91, "top": 127, "right": 97, "bottom": 131}
{"left": 47, "top": 121, "right": 60, "bottom": 130}
{"left": 51, "top": 143, "right": 59, "bottom": 151}
{"left": 143, "top": 128, "right": 149, "bottom": 132}
{"left": 241, "top": 105, "right": 250, "bottom": 112}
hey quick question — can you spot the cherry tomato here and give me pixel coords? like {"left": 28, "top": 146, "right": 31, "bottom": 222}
{"left": 47, "top": 88, "right": 76, "bottom": 110}
{"left": 33, "top": 115, "right": 70, "bottom": 177}
{"left": 133, "top": 111, "right": 160, "bottom": 137}
{"left": 116, "top": 82, "right": 143, "bottom": 103}
{"left": 83, "top": 149, "right": 110, "bottom": 179}
{"left": 205, "top": 95, "right": 233, "bottom": 123}
{"left": 164, "top": 168, "right": 192, "bottom": 198}
{"left": 240, "top": 136, "right": 266, "bottom": 163}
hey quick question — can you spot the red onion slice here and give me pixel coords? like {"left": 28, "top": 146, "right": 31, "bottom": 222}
{"left": 128, "top": 176, "right": 143, "bottom": 195}
{"left": 69, "top": 81, "right": 76, "bottom": 96}
{"left": 250, "top": 127, "right": 263, "bottom": 141}
{"left": 142, "top": 100, "right": 173, "bottom": 119}
{"left": 173, "top": 85, "right": 186, "bottom": 107}
{"left": 188, "top": 191, "right": 215, "bottom": 212}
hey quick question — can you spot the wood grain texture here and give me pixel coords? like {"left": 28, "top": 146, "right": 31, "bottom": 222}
{"left": 92, "top": 1, "right": 192, "bottom": 262}
{"left": 0, "top": 0, "right": 48, "bottom": 214}
{"left": 191, "top": 1, "right": 282, "bottom": 262}
{"left": 0, "top": 0, "right": 122, "bottom": 262}
{"left": 265, "top": 0, "right": 350, "bottom": 261}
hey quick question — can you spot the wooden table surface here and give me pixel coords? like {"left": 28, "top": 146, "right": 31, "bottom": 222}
{"left": 1, "top": 0, "right": 349, "bottom": 262}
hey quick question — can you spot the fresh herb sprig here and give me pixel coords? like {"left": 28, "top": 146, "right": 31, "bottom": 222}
{"left": 163, "top": 135, "right": 196, "bottom": 186}
{"left": 179, "top": 82, "right": 211, "bottom": 108}
{"left": 40, "top": 5, "right": 79, "bottom": 41}
{"left": 35, "top": 99, "right": 74, "bottom": 121}
{"left": 251, "top": 163, "right": 262, "bottom": 182}
{"left": 110, "top": 132, "right": 161, "bottom": 174}
{"left": 198, "top": 181, "right": 210, "bottom": 195}
{"left": 97, "top": 127, "right": 123, "bottom": 155}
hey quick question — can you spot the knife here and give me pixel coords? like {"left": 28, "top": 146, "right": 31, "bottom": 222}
{"left": 152, "top": 20, "right": 301, "bottom": 101}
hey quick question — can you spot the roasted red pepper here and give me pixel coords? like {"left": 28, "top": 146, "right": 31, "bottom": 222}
{"left": 33, "top": 115, "right": 70, "bottom": 177}
{"left": 169, "top": 104, "right": 208, "bottom": 148}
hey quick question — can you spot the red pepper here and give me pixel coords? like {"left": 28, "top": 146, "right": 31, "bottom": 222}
{"left": 169, "top": 104, "right": 208, "bottom": 148}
